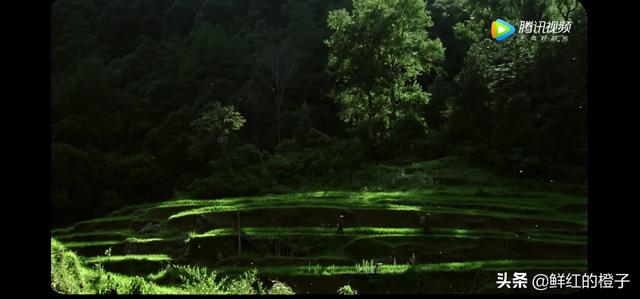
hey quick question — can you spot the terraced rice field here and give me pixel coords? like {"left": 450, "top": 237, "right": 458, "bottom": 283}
{"left": 52, "top": 183, "right": 587, "bottom": 293}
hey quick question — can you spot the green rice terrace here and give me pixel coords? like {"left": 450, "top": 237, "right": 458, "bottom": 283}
{"left": 51, "top": 158, "right": 587, "bottom": 294}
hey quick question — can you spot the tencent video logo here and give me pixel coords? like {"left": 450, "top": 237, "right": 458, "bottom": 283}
{"left": 491, "top": 19, "right": 515, "bottom": 41}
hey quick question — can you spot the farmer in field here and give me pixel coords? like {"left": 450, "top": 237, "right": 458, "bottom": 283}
{"left": 337, "top": 215, "right": 344, "bottom": 234}
{"left": 419, "top": 213, "right": 431, "bottom": 234}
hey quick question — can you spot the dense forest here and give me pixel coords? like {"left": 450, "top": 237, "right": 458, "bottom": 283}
{"left": 52, "top": 0, "right": 587, "bottom": 227}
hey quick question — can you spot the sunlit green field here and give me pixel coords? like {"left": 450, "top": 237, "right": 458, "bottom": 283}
{"left": 52, "top": 158, "right": 586, "bottom": 294}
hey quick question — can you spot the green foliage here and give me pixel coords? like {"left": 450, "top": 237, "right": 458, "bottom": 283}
{"left": 355, "top": 259, "right": 377, "bottom": 273}
{"left": 326, "top": 0, "right": 445, "bottom": 139}
{"left": 51, "top": 2, "right": 588, "bottom": 293}
{"left": 90, "top": 264, "right": 120, "bottom": 294}
{"left": 128, "top": 276, "right": 150, "bottom": 295}
{"left": 337, "top": 284, "right": 358, "bottom": 295}
{"left": 443, "top": 0, "right": 587, "bottom": 180}
{"left": 51, "top": 0, "right": 587, "bottom": 227}
{"left": 227, "top": 269, "right": 265, "bottom": 294}
{"left": 191, "top": 102, "right": 246, "bottom": 143}
{"left": 176, "top": 265, "right": 228, "bottom": 294}
{"left": 174, "top": 265, "right": 291, "bottom": 295}
{"left": 268, "top": 281, "right": 295, "bottom": 295}
{"left": 51, "top": 239, "right": 294, "bottom": 294}
{"left": 51, "top": 239, "right": 87, "bottom": 294}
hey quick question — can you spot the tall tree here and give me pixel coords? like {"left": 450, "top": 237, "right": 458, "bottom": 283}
{"left": 326, "top": 0, "right": 444, "bottom": 139}
{"left": 254, "top": 37, "right": 299, "bottom": 142}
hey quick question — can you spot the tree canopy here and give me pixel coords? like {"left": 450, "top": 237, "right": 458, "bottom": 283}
{"left": 52, "top": 0, "right": 587, "bottom": 226}
{"left": 326, "top": 0, "right": 444, "bottom": 139}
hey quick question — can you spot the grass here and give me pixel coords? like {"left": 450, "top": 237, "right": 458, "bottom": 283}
{"left": 162, "top": 189, "right": 574, "bottom": 212}
{"left": 168, "top": 202, "right": 585, "bottom": 226}
{"left": 51, "top": 238, "right": 183, "bottom": 294}
{"left": 185, "top": 226, "right": 585, "bottom": 245}
{"left": 52, "top": 155, "right": 584, "bottom": 222}
{"left": 87, "top": 186, "right": 577, "bottom": 218}
{"left": 344, "top": 231, "right": 586, "bottom": 246}
{"left": 53, "top": 236, "right": 583, "bottom": 294}
{"left": 158, "top": 189, "right": 585, "bottom": 226}
{"left": 126, "top": 237, "right": 176, "bottom": 243}
{"left": 337, "top": 285, "right": 358, "bottom": 295}
{"left": 83, "top": 254, "right": 172, "bottom": 264}
{"left": 53, "top": 229, "right": 133, "bottom": 240}
{"left": 53, "top": 187, "right": 585, "bottom": 237}
{"left": 355, "top": 259, "right": 378, "bottom": 273}
{"left": 214, "top": 259, "right": 587, "bottom": 276}
{"left": 51, "top": 158, "right": 587, "bottom": 294}
{"left": 51, "top": 238, "right": 294, "bottom": 294}
{"left": 63, "top": 240, "right": 124, "bottom": 248}
{"left": 75, "top": 215, "right": 141, "bottom": 225}
{"left": 52, "top": 226, "right": 75, "bottom": 235}
{"left": 52, "top": 215, "right": 141, "bottom": 235}
{"left": 219, "top": 255, "right": 355, "bottom": 265}
{"left": 53, "top": 234, "right": 181, "bottom": 251}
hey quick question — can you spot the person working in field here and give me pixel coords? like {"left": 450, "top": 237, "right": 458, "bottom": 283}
{"left": 419, "top": 213, "right": 431, "bottom": 234}
{"left": 337, "top": 214, "right": 345, "bottom": 234}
